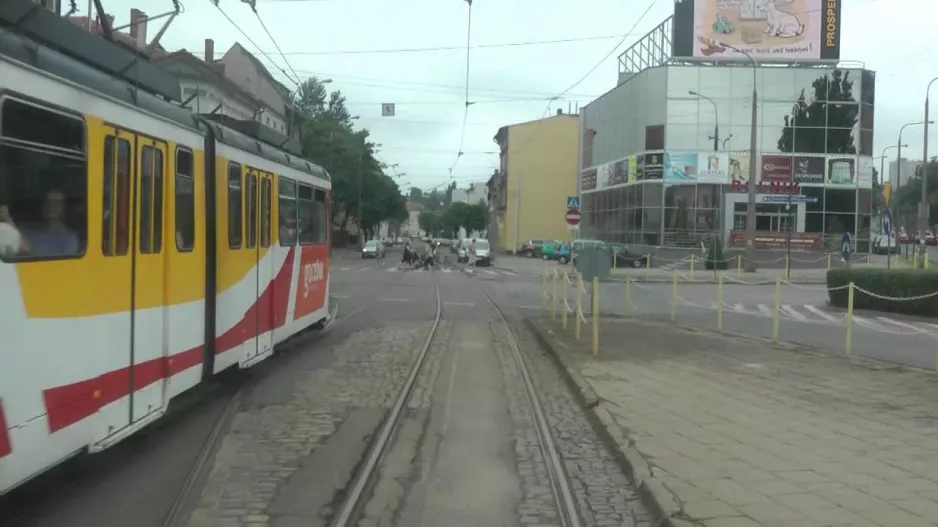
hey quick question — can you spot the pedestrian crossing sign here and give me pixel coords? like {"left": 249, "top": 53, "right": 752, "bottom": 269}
{"left": 566, "top": 196, "right": 580, "bottom": 209}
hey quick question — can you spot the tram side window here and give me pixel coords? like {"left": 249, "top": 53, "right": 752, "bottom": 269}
{"left": 313, "top": 189, "right": 328, "bottom": 244}
{"left": 175, "top": 148, "right": 195, "bottom": 252}
{"left": 227, "top": 163, "right": 242, "bottom": 249}
{"left": 139, "top": 145, "right": 164, "bottom": 254}
{"left": 297, "top": 184, "right": 315, "bottom": 245}
{"left": 278, "top": 177, "right": 297, "bottom": 246}
{"left": 102, "top": 136, "right": 131, "bottom": 256}
{"left": 245, "top": 173, "right": 258, "bottom": 249}
{"left": 260, "top": 177, "right": 271, "bottom": 248}
{"left": 0, "top": 98, "right": 87, "bottom": 261}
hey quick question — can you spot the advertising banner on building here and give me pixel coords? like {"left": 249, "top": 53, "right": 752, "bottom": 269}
{"left": 697, "top": 152, "right": 730, "bottom": 183}
{"left": 595, "top": 163, "right": 609, "bottom": 190}
{"left": 826, "top": 156, "right": 856, "bottom": 186}
{"left": 671, "top": 0, "right": 841, "bottom": 63}
{"left": 760, "top": 154, "right": 794, "bottom": 182}
{"left": 728, "top": 152, "right": 751, "bottom": 183}
{"left": 644, "top": 152, "right": 664, "bottom": 180}
{"left": 628, "top": 156, "right": 638, "bottom": 183}
{"left": 581, "top": 168, "right": 597, "bottom": 192}
{"left": 793, "top": 156, "right": 825, "bottom": 184}
{"left": 635, "top": 154, "right": 646, "bottom": 181}
{"left": 609, "top": 160, "right": 628, "bottom": 187}
{"left": 664, "top": 152, "right": 698, "bottom": 182}
{"left": 857, "top": 156, "right": 874, "bottom": 189}
{"left": 729, "top": 230, "right": 823, "bottom": 250}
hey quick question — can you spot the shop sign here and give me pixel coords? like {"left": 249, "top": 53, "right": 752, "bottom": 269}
{"left": 730, "top": 180, "right": 801, "bottom": 194}
{"left": 644, "top": 152, "right": 664, "bottom": 180}
{"left": 793, "top": 156, "right": 825, "bottom": 183}
{"left": 761, "top": 155, "right": 793, "bottom": 182}
{"left": 581, "top": 168, "right": 597, "bottom": 191}
{"left": 728, "top": 230, "right": 823, "bottom": 250}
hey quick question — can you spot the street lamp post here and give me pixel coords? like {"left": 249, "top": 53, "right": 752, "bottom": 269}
{"left": 877, "top": 144, "right": 904, "bottom": 268}
{"left": 720, "top": 43, "right": 758, "bottom": 272}
{"left": 922, "top": 78, "right": 938, "bottom": 237}
{"left": 689, "top": 90, "right": 719, "bottom": 151}
{"left": 897, "top": 121, "right": 932, "bottom": 260}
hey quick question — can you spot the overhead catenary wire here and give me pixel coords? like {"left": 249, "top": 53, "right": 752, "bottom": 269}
{"left": 208, "top": 0, "right": 299, "bottom": 87}
{"left": 508, "top": 0, "right": 658, "bottom": 156}
{"left": 245, "top": 0, "right": 303, "bottom": 86}
{"left": 447, "top": 0, "right": 473, "bottom": 177}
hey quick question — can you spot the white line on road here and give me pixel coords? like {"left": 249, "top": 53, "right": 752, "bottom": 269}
{"left": 387, "top": 266, "right": 398, "bottom": 272}
{"left": 780, "top": 304, "right": 808, "bottom": 321}
{"left": 804, "top": 305, "right": 837, "bottom": 322}
{"left": 485, "top": 270, "right": 497, "bottom": 275}
{"left": 852, "top": 315, "right": 884, "bottom": 332}
{"left": 757, "top": 304, "right": 773, "bottom": 316}
{"left": 339, "top": 267, "right": 351, "bottom": 271}
{"left": 332, "top": 294, "right": 351, "bottom": 299}
{"left": 502, "top": 270, "right": 517, "bottom": 276}
{"left": 876, "top": 317, "right": 929, "bottom": 334}
{"left": 444, "top": 301, "right": 475, "bottom": 306}
{"left": 378, "top": 298, "right": 411, "bottom": 303}
{"left": 362, "top": 267, "right": 372, "bottom": 271}
{"left": 732, "top": 302, "right": 746, "bottom": 313}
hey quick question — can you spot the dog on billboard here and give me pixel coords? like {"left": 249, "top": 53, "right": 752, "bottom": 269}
{"left": 760, "top": 0, "right": 804, "bottom": 38}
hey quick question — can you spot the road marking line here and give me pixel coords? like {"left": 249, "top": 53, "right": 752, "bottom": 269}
{"left": 876, "top": 317, "right": 930, "bottom": 334}
{"left": 852, "top": 315, "right": 884, "bottom": 331}
{"left": 501, "top": 270, "right": 517, "bottom": 276}
{"left": 332, "top": 294, "right": 351, "bottom": 299}
{"left": 757, "top": 304, "right": 773, "bottom": 316}
{"left": 485, "top": 270, "right": 497, "bottom": 275}
{"left": 804, "top": 304, "right": 837, "bottom": 322}
{"left": 518, "top": 305, "right": 540, "bottom": 310}
{"left": 444, "top": 301, "right": 475, "bottom": 306}
{"left": 780, "top": 304, "right": 807, "bottom": 321}
{"left": 378, "top": 298, "right": 411, "bottom": 303}
{"left": 387, "top": 266, "right": 398, "bottom": 272}
{"left": 339, "top": 267, "right": 350, "bottom": 271}
{"left": 732, "top": 302, "right": 746, "bottom": 313}
{"left": 442, "top": 268, "right": 452, "bottom": 273}
{"left": 361, "top": 267, "right": 372, "bottom": 271}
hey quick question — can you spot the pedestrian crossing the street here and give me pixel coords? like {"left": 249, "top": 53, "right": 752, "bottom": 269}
{"left": 696, "top": 301, "right": 938, "bottom": 336}
{"left": 332, "top": 265, "right": 524, "bottom": 278}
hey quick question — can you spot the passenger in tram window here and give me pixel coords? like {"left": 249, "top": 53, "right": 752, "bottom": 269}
{"left": 0, "top": 200, "right": 27, "bottom": 257}
{"left": 6, "top": 189, "right": 80, "bottom": 258}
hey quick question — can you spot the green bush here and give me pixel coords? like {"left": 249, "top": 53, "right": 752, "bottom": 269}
{"left": 705, "top": 237, "right": 729, "bottom": 270}
{"left": 827, "top": 268, "right": 938, "bottom": 318}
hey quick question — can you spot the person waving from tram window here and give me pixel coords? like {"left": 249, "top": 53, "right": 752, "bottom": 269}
{"left": 2, "top": 189, "right": 79, "bottom": 258}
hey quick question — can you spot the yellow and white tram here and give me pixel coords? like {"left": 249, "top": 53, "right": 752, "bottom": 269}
{"left": 0, "top": 28, "right": 331, "bottom": 493}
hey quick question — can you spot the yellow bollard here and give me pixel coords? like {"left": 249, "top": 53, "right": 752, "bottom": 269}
{"left": 772, "top": 278, "right": 781, "bottom": 342}
{"left": 914, "top": 253, "right": 920, "bottom": 269}
{"left": 690, "top": 254, "right": 696, "bottom": 280}
{"left": 670, "top": 270, "right": 678, "bottom": 321}
{"left": 625, "top": 278, "right": 631, "bottom": 312}
{"left": 845, "top": 282, "right": 854, "bottom": 356}
{"left": 827, "top": 254, "right": 831, "bottom": 269}
{"left": 575, "top": 273, "right": 582, "bottom": 341}
{"left": 866, "top": 253, "right": 871, "bottom": 265}
{"left": 562, "top": 271, "right": 569, "bottom": 330}
{"left": 737, "top": 254, "right": 742, "bottom": 275}
{"left": 541, "top": 272, "right": 547, "bottom": 314}
{"left": 717, "top": 274, "right": 724, "bottom": 330}
{"left": 645, "top": 253, "right": 650, "bottom": 280}
{"left": 592, "top": 276, "right": 600, "bottom": 357}
{"left": 926, "top": 252, "right": 930, "bottom": 269}
{"left": 551, "top": 270, "right": 557, "bottom": 321}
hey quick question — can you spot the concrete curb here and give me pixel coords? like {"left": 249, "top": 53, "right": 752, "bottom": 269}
{"left": 522, "top": 317, "right": 685, "bottom": 527}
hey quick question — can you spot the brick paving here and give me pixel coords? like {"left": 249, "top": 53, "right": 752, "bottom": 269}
{"left": 529, "top": 317, "right": 938, "bottom": 527}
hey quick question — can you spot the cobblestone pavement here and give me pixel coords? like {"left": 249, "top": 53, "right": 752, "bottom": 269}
{"left": 531, "top": 316, "right": 938, "bottom": 527}
{"left": 184, "top": 324, "right": 431, "bottom": 527}
{"left": 506, "top": 321, "right": 652, "bottom": 527}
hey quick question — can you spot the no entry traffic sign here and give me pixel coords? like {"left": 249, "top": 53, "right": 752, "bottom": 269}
{"left": 565, "top": 208, "right": 581, "bottom": 226}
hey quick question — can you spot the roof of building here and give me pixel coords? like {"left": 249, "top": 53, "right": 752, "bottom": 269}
{"left": 65, "top": 15, "right": 167, "bottom": 59}
{"left": 152, "top": 50, "right": 261, "bottom": 108}
{"left": 227, "top": 42, "right": 292, "bottom": 104}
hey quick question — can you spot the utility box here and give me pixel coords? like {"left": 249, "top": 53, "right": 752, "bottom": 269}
{"left": 574, "top": 246, "right": 612, "bottom": 282}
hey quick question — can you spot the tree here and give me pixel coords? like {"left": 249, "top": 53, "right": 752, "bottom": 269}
{"left": 418, "top": 212, "right": 441, "bottom": 236}
{"left": 463, "top": 203, "right": 488, "bottom": 234}
{"left": 777, "top": 69, "right": 859, "bottom": 154}
{"left": 895, "top": 158, "right": 938, "bottom": 227}
{"left": 293, "top": 76, "right": 406, "bottom": 240}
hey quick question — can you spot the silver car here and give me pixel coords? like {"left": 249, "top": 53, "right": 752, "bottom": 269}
{"left": 362, "top": 239, "right": 384, "bottom": 259}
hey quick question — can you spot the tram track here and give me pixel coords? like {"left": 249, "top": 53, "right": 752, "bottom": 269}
{"left": 329, "top": 279, "right": 582, "bottom": 527}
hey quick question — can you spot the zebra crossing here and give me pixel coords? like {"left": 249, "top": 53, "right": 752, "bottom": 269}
{"left": 696, "top": 301, "right": 938, "bottom": 336}
{"left": 332, "top": 265, "right": 525, "bottom": 278}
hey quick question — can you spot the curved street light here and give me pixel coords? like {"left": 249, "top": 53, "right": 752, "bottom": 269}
{"left": 921, "top": 78, "right": 938, "bottom": 234}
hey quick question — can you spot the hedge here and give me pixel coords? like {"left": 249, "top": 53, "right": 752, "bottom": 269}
{"left": 827, "top": 268, "right": 938, "bottom": 318}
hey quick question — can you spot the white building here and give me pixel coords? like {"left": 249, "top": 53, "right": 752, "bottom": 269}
{"left": 451, "top": 182, "right": 487, "bottom": 205}
{"left": 889, "top": 157, "right": 921, "bottom": 188}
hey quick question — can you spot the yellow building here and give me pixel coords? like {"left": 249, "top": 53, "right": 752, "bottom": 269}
{"left": 491, "top": 111, "right": 579, "bottom": 253}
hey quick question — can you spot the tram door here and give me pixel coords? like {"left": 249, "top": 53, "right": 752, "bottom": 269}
{"left": 131, "top": 138, "right": 168, "bottom": 422}
{"left": 256, "top": 171, "right": 274, "bottom": 356}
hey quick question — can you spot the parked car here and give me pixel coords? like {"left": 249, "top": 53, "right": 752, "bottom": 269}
{"left": 458, "top": 238, "right": 493, "bottom": 265}
{"left": 540, "top": 241, "right": 563, "bottom": 260}
{"left": 925, "top": 232, "right": 937, "bottom": 246}
{"left": 520, "top": 239, "right": 550, "bottom": 258}
{"left": 556, "top": 243, "right": 571, "bottom": 264}
{"left": 570, "top": 243, "right": 647, "bottom": 269}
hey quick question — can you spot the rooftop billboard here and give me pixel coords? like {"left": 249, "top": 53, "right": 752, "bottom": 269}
{"left": 672, "top": 0, "right": 842, "bottom": 63}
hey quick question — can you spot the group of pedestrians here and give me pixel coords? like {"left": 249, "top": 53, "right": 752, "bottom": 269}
{"left": 399, "top": 238, "right": 479, "bottom": 271}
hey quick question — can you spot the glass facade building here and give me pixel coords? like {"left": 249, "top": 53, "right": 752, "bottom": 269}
{"left": 579, "top": 65, "right": 876, "bottom": 251}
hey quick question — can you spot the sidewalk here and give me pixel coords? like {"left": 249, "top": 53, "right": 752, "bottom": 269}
{"left": 526, "top": 316, "right": 938, "bottom": 527}
{"left": 607, "top": 267, "right": 831, "bottom": 284}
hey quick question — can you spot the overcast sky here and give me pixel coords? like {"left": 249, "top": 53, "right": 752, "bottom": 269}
{"left": 101, "top": 0, "right": 937, "bottom": 190}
